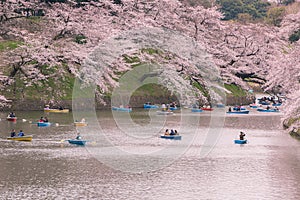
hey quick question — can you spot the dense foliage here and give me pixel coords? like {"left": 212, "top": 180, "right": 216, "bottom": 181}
{"left": 216, "top": 0, "right": 270, "bottom": 20}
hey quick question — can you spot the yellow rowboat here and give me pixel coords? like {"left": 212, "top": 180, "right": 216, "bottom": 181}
{"left": 74, "top": 122, "right": 88, "bottom": 127}
{"left": 44, "top": 108, "right": 69, "bottom": 113}
{"left": 7, "top": 135, "right": 33, "bottom": 141}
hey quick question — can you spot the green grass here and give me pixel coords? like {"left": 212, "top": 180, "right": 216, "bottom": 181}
{"left": 0, "top": 41, "right": 23, "bottom": 51}
{"left": 141, "top": 48, "right": 163, "bottom": 55}
{"left": 132, "top": 83, "right": 170, "bottom": 96}
{"left": 192, "top": 81, "right": 209, "bottom": 97}
{"left": 224, "top": 83, "right": 247, "bottom": 97}
{"left": 123, "top": 54, "right": 141, "bottom": 64}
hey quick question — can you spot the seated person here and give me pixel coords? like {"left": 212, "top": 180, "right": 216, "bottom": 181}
{"left": 164, "top": 129, "right": 169, "bottom": 135}
{"left": 76, "top": 133, "right": 82, "bottom": 140}
{"left": 170, "top": 129, "right": 175, "bottom": 135}
{"left": 10, "top": 129, "right": 16, "bottom": 137}
{"left": 174, "top": 130, "right": 178, "bottom": 135}
{"left": 39, "top": 117, "right": 45, "bottom": 122}
{"left": 43, "top": 117, "right": 49, "bottom": 122}
{"left": 18, "top": 130, "right": 25, "bottom": 137}
{"left": 228, "top": 107, "right": 232, "bottom": 112}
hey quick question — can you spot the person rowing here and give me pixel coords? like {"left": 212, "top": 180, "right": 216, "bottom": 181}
{"left": 239, "top": 131, "right": 246, "bottom": 140}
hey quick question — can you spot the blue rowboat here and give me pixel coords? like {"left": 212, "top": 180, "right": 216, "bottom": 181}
{"left": 191, "top": 108, "right": 203, "bottom": 112}
{"left": 259, "top": 101, "right": 270, "bottom": 105}
{"left": 112, "top": 107, "right": 132, "bottom": 112}
{"left": 68, "top": 139, "right": 86, "bottom": 146}
{"left": 233, "top": 107, "right": 246, "bottom": 111}
{"left": 37, "top": 122, "right": 51, "bottom": 127}
{"left": 143, "top": 104, "right": 159, "bottom": 109}
{"left": 234, "top": 139, "right": 247, "bottom": 144}
{"left": 227, "top": 110, "right": 249, "bottom": 114}
{"left": 272, "top": 103, "right": 282, "bottom": 106}
{"left": 250, "top": 104, "right": 258, "bottom": 108}
{"left": 160, "top": 135, "right": 181, "bottom": 140}
{"left": 257, "top": 108, "right": 279, "bottom": 112}
{"left": 169, "top": 107, "right": 178, "bottom": 111}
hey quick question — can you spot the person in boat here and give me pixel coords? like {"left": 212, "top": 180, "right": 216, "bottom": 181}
{"left": 43, "top": 117, "right": 49, "bottom": 122}
{"left": 18, "top": 130, "right": 25, "bottom": 137}
{"left": 174, "top": 130, "right": 178, "bottom": 135}
{"left": 165, "top": 129, "right": 169, "bottom": 135}
{"left": 10, "top": 129, "right": 16, "bottom": 137}
{"left": 275, "top": 106, "right": 279, "bottom": 111}
{"left": 39, "top": 117, "right": 45, "bottom": 122}
{"left": 239, "top": 131, "right": 246, "bottom": 140}
{"left": 170, "top": 129, "right": 175, "bottom": 135}
{"left": 266, "top": 106, "right": 270, "bottom": 110}
{"left": 81, "top": 118, "right": 86, "bottom": 123}
{"left": 9, "top": 112, "right": 16, "bottom": 117}
{"left": 76, "top": 133, "right": 82, "bottom": 140}
{"left": 228, "top": 107, "right": 232, "bottom": 112}
{"left": 161, "top": 103, "right": 166, "bottom": 111}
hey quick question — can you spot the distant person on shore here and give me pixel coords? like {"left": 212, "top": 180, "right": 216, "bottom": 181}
{"left": 18, "top": 130, "right": 25, "bottom": 137}
{"left": 10, "top": 129, "right": 16, "bottom": 137}
{"left": 239, "top": 131, "right": 246, "bottom": 140}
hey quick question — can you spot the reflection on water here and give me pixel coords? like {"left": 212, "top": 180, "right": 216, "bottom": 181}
{"left": 0, "top": 109, "right": 300, "bottom": 199}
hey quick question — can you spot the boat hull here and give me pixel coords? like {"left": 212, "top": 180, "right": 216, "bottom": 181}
{"left": 143, "top": 104, "right": 159, "bottom": 109}
{"left": 227, "top": 111, "right": 249, "bottom": 114}
{"left": 160, "top": 135, "right": 181, "bottom": 140}
{"left": 112, "top": 107, "right": 132, "bottom": 112}
{"left": 257, "top": 109, "right": 279, "bottom": 112}
{"left": 7, "top": 135, "right": 33, "bottom": 141}
{"left": 234, "top": 139, "right": 247, "bottom": 144}
{"left": 191, "top": 108, "right": 203, "bottom": 112}
{"left": 68, "top": 140, "right": 86, "bottom": 146}
{"left": 7, "top": 117, "right": 17, "bottom": 122}
{"left": 169, "top": 107, "right": 178, "bottom": 111}
{"left": 201, "top": 108, "right": 213, "bottom": 111}
{"left": 44, "top": 109, "right": 69, "bottom": 113}
{"left": 37, "top": 122, "right": 51, "bottom": 127}
{"left": 74, "top": 122, "right": 88, "bottom": 127}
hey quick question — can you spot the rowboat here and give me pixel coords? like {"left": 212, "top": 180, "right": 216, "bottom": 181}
{"left": 44, "top": 108, "right": 69, "bottom": 113}
{"left": 259, "top": 101, "right": 270, "bottom": 105}
{"left": 169, "top": 107, "right": 178, "bottom": 111}
{"left": 74, "top": 122, "right": 88, "bottom": 127}
{"left": 249, "top": 104, "right": 258, "bottom": 108}
{"left": 233, "top": 107, "right": 246, "bottom": 111}
{"left": 191, "top": 108, "right": 203, "bottom": 112}
{"left": 143, "top": 104, "right": 159, "bottom": 109}
{"left": 272, "top": 103, "right": 282, "bottom": 106}
{"left": 68, "top": 139, "right": 86, "bottom": 146}
{"left": 112, "top": 107, "right": 132, "bottom": 112}
{"left": 257, "top": 108, "right": 279, "bottom": 112}
{"left": 156, "top": 111, "right": 174, "bottom": 115}
{"left": 160, "top": 135, "right": 182, "bottom": 140}
{"left": 7, "top": 135, "right": 33, "bottom": 141}
{"left": 226, "top": 110, "right": 249, "bottom": 114}
{"left": 7, "top": 117, "right": 17, "bottom": 122}
{"left": 234, "top": 139, "right": 247, "bottom": 144}
{"left": 37, "top": 122, "right": 51, "bottom": 127}
{"left": 201, "top": 108, "right": 213, "bottom": 111}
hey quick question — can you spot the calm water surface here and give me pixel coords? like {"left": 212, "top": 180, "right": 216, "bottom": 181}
{"left": 0, "top": 109, "right": 300, "bottom": 199}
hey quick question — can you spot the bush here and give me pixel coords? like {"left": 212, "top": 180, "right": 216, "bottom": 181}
{"left": 289, "top": 29, "right": 300, "bottom": 43}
